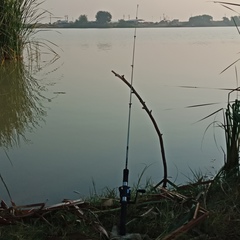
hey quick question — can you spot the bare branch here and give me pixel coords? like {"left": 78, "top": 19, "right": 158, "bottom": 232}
{"left": 111, "top": 70, "right": 168, "bottom": 188}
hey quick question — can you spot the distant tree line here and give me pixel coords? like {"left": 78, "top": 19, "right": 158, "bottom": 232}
{"left": 48, "top": 11, "right": 240, "bottom": 28}
{"left": 74, "top": 11, "right": 112, "bottom": 27}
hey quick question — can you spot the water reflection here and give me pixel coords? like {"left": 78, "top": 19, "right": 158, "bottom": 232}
{"left": 97, "top": 42, "right": 112, "bottom": 51}
{"left": 0, "top": 62, "right": 46, "bottom": 148}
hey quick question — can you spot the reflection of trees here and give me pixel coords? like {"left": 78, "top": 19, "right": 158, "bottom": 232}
{"left": 0, "top": 61, "right": 46, "bottom": 148}
{"left": 97, "top": 43, "right": 112, "bottom": 51}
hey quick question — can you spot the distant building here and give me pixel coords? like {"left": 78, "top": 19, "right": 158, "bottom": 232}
{"left": 118, "top": 18, "right": 144, "bottom": 24}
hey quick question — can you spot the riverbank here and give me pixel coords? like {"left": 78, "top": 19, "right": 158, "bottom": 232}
{"left": 39, "top": 21, "right": 236, "bottom": 29}
{"left": 0, "top": 174, "right": 239, "bottom": 240}
{"left": 38, "top": 15, "right": 237, "bottom": 29}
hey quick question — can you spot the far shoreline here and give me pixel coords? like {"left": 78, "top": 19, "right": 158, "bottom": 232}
{"left": 38, "top": 24, "right": 237, "bottom": 29}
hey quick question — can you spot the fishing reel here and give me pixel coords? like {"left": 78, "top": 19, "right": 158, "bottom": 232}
{"left": 119, "top": 184, "right": 131, "bottom": 204}
{"left": 118, "top": 168, "right": 146, "bottom": 235}
{"left": 119, "top": 168, "right": 146, "bottom": 204}
{"left": 119, "top": 185, "right": 146, "bottom": 204}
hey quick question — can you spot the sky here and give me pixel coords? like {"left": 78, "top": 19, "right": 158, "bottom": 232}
{"left": 40, "top": 0, "right": 238, "bottom": 23}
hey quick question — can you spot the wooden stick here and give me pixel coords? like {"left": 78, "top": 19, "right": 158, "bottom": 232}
{"left": 112, "top": 70, "right": 168, "bottom": 188}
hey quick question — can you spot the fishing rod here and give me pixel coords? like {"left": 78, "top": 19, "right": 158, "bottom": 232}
{"left": 118, "top": 4, "right": 145, "bottom": 236}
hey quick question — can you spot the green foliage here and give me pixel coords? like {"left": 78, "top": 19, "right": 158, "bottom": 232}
{"left": 232, "top": 16, "right": 240, "bottom": 25}
{"left": 95, "top": 11, "right": 112, "bottom": 24}
{"left": 204, "top": 176, "right": 240, "bottom": 239}
{"left": 0, "top": 210, "right": 103, "bottom": 239}
{"left": 1, "top": 175, "right": 240, "bottom": 239}
{"left": 188, "top": 14, "right": 213, "bottom": 26}
{"left": 223, "top": 16, "right": 230, "bottom": 23}
{"left": 0, "top": 0, "right": 45, "bottom": 62}
{"left": 75, "top": 14, "right": 88, "bottom": 26}
{"left": 223, "top": 99, "right": 240, "bottom": 176}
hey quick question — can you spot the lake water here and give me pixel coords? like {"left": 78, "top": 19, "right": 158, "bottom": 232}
{"left": 0, "top": 27, "right": 240, "bottom": 205}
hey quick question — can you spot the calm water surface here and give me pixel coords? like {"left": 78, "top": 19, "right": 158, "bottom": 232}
{"left": 0, "top": 27, "right": 240, "bottom": 205}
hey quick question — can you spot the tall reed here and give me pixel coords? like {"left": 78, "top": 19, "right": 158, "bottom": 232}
{"left": 223, "top": 98, "right": 240, "bottom": 176}
{"left": 0, "top": 0, "right": 45, "bottom": 62}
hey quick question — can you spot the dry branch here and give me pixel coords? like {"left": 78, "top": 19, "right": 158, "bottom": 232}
{"left": 112, "top": 70, "right": 168, "bottom": 188}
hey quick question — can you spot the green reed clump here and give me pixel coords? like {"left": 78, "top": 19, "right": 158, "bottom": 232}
{"left": 223, "top": 99, "right": 240, "bottom": 176}
{"left": 0, "top": 0, "right": 45, "bottom": 62}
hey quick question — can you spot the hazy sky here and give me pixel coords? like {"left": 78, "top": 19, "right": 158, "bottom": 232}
{"left": 40, "top": 0, "right": 236, "bottom": 23}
